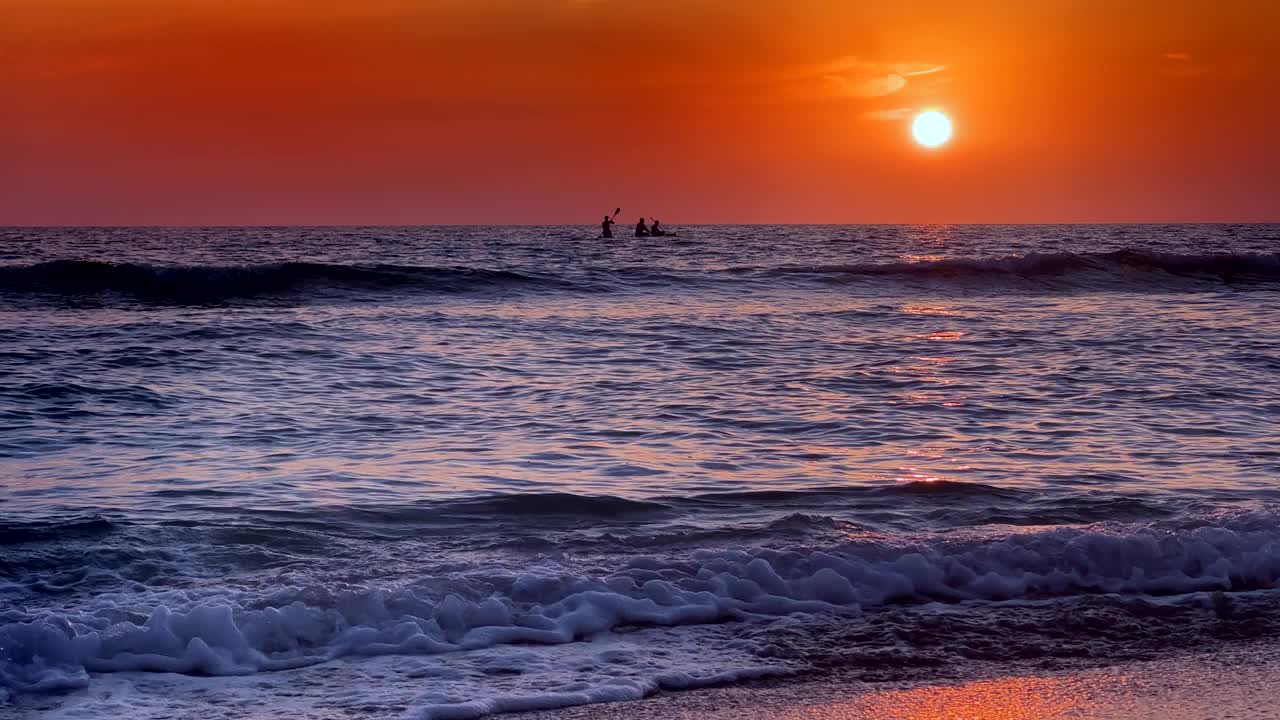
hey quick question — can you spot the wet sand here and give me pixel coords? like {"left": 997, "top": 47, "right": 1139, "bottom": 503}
{"left": 519, "top": 641, "right": 1280, "bottom": 720}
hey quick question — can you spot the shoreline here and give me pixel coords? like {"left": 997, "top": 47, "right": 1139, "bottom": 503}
{"left": 515, "top": 639, "right": 1280, "bottom": 720}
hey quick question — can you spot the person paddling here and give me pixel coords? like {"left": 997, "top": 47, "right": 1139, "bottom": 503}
{"left": 650, "top": 219, "right": 666, "bottom": 237}
{"left": 635, "top": 218, "right": 651, "bottom": 237}
{"left": 600, "top": 208, "right": 620, "bottom": 238}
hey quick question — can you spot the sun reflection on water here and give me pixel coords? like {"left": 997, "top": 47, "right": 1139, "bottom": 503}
{"left": 901, "top": 304, "right": 961, "bottom": 316}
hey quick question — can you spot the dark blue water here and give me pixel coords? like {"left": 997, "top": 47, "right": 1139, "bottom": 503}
{"left": 3, "top": 225, "right": 1279, "bottom": 717}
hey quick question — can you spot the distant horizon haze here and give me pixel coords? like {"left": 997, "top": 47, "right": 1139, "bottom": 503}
{"left": 4, "top": 220, "right": 1280, "bottom": 229}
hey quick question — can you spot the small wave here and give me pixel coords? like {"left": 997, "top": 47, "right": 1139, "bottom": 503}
{"left": 686, "top": 481, "right": 1028, "bottom": 505}
{"left": 436, "top": 492, "right": 673, "bottom": 517}
{"left": 148, "top": 489, "right": 250, "bottom": 499}
{"left": 0, "top": 517, "right": 118, "bottom": 546}
{"left": 229, "top": 486, "right": 1017, "bottom": 529}
{"left": 325, "top": 494, "right": 675, "bottom": 530}
{"left": 231, "top": 493, "right": 674, "bottom": 526}
{"left": 758, "top": 249, "right": 1280, "bottom": 287}
{"left": 0, "top": 260, "right": 573, "bottom": 303}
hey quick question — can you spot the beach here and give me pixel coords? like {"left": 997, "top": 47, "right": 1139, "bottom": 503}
{"left": 17, "top": 629, "right": 1280, "bottom": 718}
{"left": 520, "top": 639, "right": 1280, "bottom": 720}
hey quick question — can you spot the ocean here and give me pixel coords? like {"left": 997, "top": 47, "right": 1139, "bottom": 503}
{"left": 3, "top": 224, "right": 1279, "bottom": 718}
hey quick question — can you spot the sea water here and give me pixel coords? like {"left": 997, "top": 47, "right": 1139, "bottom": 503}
{"left": 2, "top": 224, "right": 1279, "bottom": 717}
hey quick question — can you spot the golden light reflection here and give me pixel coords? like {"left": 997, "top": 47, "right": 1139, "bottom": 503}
{"left": 903, "top": 227, "right": 960, "bottom": 249}
{"left": 779, "top": 676, "right": 1092, "bottom": 720}
{"left": 894, "top": 469, "right": 943, "bottom": 483}
{"left": 902, "top": 304, "right": 962, "bottom": 319}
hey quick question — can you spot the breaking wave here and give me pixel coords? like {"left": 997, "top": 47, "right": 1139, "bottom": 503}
{"left": 7, "top": 513, "right": 1280, "bottom": 698}
{"left": 759, "top": 249, "right": 1280, "bottom": 286}
{"left": 2, "top": 250, "right": 1278, "bottom": 305}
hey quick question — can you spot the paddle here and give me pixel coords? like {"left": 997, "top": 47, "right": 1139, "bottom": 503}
{"left": 649, "top": 218, "right": 675, "bottom": 237}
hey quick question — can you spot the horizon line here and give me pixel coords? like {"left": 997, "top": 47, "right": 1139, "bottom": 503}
{"left": 5, "top": 220, "right": 1280, "bottom": 230}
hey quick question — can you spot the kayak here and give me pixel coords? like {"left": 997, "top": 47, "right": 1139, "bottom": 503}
{"left": 597, "top": 232, "right": 680, "bottom": 238}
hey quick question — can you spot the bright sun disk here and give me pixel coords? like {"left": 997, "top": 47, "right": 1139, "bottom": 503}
{"left": 912, "top": 111, "right": 952, "bottom": 148}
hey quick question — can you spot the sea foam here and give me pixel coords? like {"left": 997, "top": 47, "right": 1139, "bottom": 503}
{"left": 7, "top": 517, "right": 1280, "bottom": 697}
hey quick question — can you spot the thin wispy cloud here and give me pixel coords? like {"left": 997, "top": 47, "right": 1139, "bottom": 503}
{"left": 1160, "top": 51, "right": 1257, "bottom": 79}
{"left": 804, "top": 56, "right": 947, "bottom": 99}
{"left": 863, "top": 107, "right": 916, "bottom": 121}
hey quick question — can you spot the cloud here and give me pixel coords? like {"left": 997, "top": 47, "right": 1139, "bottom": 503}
{"left": 1161, "top": 52, "right": 1205, "bottom": 77}
{"left": 863, "top": 107, "right": 916, "bottom": 121}
{"left": 796, "top": 56, "right": 946, "bottom": 100}
{"left": 827, "top": 72, "right": 908, "bottom": 98}
{"left": 1159, "top": 52, "right": 1257, "bottom": 79}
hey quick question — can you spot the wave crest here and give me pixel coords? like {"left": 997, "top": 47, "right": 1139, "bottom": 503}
{"left": 2, "top": 250, "right": 1278, "bottom": 304}
{"left": 762, "top": 249, "right": 1280, "bottom": 285}
{"left": 0, "top": 260, "right": 569, "bottom": 302}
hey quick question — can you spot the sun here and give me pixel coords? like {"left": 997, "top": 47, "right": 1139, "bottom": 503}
{"left": 912, "top": 111, "right": 952, "bottom": 148}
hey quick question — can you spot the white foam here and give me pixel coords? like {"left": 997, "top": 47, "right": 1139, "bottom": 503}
{"left": 18, "top": 623, "right": 789, "bottom": 720}
{"left": 7, "top": 518, "right": 1280, "bottom": 717}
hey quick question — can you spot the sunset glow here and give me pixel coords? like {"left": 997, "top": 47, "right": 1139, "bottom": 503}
{"left": 5, "top": 3, "right": 1280, "bottom": 714}
{"left": 3, "top": 1, "right": 1279, "bottom": 223}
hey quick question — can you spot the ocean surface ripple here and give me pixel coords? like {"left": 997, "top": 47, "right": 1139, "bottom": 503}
{"left": 2, "top": 224, "right": 1279, "bottom": 717}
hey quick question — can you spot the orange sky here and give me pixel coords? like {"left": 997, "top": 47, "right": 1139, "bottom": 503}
{"left": 3, "top": 0, "right": 1278, "bottom": 224}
